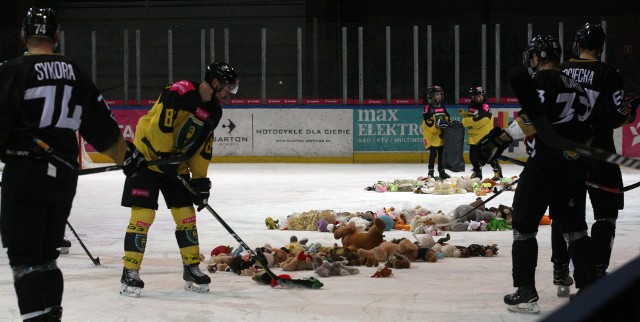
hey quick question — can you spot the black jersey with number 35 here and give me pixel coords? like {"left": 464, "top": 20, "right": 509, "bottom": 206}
{"left": 525, "top": 68, "right": 592, "bottom": 167}
{"left": 560, "top": 58, "right": 627, "bottom": 152}
{"left": 0, "top": 54, "right": 122, "bottom": 166}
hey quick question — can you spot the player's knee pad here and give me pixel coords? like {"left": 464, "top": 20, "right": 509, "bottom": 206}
{"left": 171, "top": 207, "right": 196, "bottom": 228}
{"left": 126, "top": 207, "right": 155, "bottom": 234}
{"left": 513, "top": 229, "right": 537, "bottom": 241}
{"left": 11, "top": 261, "right": 59, "bottom": 282}
{"left": 594, "top": 217, "right": 617, "bottom": 227}
{"left": 563, "top": 230, "right": 589, "bottom": 244}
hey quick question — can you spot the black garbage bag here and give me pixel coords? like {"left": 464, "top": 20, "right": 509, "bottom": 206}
{"left": 442, "top": 121, "right": 465, "bottom": 172}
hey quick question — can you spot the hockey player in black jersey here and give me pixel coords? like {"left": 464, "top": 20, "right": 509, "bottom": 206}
{"left": 119, "top": 62, "right": 236, "bottom": 297}
{"left": 550, "top": 23, "right": 636, "bottom": 295}
{"left": 479, "top": 35, "right": 597, "bottom": 314}
{"left": 0, "top": 8, "right": 146, "bottom": 321}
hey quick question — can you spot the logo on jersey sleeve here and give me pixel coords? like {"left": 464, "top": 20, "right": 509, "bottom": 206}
{"left": 169, "top": 80, "right": 195, "bottom": 95}
{"left": 195, "top": 107, "right": 210, "bottom": 120}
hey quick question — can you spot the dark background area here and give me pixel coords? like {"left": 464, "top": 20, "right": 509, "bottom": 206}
{"left": 2, "top": 0, "right": 640, "bottom": 102}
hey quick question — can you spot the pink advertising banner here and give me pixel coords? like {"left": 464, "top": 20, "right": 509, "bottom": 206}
{"left": 622, "top": 119, "right": 640, "bottom": 157}
{"left": 83, "top": 109, "right": 148, "bottom": 152}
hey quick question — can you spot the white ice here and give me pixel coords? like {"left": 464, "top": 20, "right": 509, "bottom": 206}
{"left": 2, "top": 163, "right": 640, "bottom": 322}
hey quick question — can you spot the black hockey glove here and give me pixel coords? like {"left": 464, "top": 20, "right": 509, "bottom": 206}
{"left": 122, "top": 141, "right": 148, "bottom": 177}
{"left": 478, "top": 127, "right": 512, "bottom": 165}
{"left": 436, "top": 118, "right": 449, "bottom": 128}
{"left": 190, "top": 177, "right": 211, "bottom": 211}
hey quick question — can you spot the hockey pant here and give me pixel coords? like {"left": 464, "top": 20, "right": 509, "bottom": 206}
{"left": 124, "top": 206, "right": 201, "bottom": 270}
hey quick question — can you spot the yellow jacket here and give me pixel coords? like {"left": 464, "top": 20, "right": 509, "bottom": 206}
{"left": 422, "top": 103, "right": 449, "bottom": 148}
{"left": 461, "top": 102, "right": 494, "bottom": 145}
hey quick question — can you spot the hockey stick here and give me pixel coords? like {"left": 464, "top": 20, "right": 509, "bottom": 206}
{"left": 457, "top": 179, "right": 519, "bottom": 222}
{"left": 77, "top": 156, "right": 188, "bottom": 175}
{"left": 0, "top": 157, "right": 189, "bottom": 187}
{"left": 177, "top": 176, "right": 323, "bottom": 289}
{"left": 66, "top": 221, "right": 100, "bottom": 266}
{"left": 498, "top": 155, "right": 640, "bottom": 193}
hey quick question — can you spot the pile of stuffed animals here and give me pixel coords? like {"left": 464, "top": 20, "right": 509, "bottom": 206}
{"left": 207, "top": 213, "right": 501, "bottom": 284}
{"left": 269, "top": 196, "right": 515, "bottom": 234}
{"left": 365, "top": 175, "right": 517, "bottom": 196}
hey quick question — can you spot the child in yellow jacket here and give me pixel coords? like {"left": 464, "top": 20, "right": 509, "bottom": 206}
{"left": 422, "top": 85, "right": 451, "bottom": 179}
{"left": 459, "top": 86, "right": 502, "bottom": 180}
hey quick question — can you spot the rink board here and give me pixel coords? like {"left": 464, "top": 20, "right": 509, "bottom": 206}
{"left": 86, "top": 104, "right": 631, "bottom": 163}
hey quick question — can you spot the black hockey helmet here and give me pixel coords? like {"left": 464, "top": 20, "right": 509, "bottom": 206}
{"left": 427, "top": 85, "right": 444, "bottom": 100}
{"left": 574, "top": 22, "right": 606, "bottom": 53}
{"left": 205, "top": 62, "right": 239, "bottom": 94}
{"left": 522, "top": 35, "right": 562, "bottom": 68}
{"left": 22, "top": 8, "right": 59, "bottom": 40}
{"left": 468, "top": 86, "right": 485, "bottom": 98}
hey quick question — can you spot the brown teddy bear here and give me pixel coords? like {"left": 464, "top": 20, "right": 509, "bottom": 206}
{"left": 207, "top": 254, "right": 233, "bottom": 273}
{"left": 280, "top": 251, "right": 314, "bottom": 271}
{"left": 333, "top": 217, "right": 386, "bottom": 250}
{"left": 372, "top": 240, "right": 418, "bottom": 264}
{"left": 357, "top": 247, "right": 380, "bottom": 267}
{"left": 496, "top": 205, "right": 513, "bottom": 226}
{"left": 418, "top": 248, "right": 438, "bottom": 262}
{"left": 270, "top": 246, "right": 289, "bottom": 266}
{"left": 385, "top": 253, "right": 411, "bottom": 269}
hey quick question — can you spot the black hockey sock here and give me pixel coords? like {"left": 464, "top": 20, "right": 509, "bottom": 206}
{"left": 550, "top": 220, "right": 570, "bottom": 267}
{"left": 13, "top": 269, "right": 46, "bottom": 316}
{"left": 511, "top": 238, "right": 538, "bottom": 287}
{"left": 428, "top": 147, "right": 438, "bottom": 168}
{"left": 591, "top": 219, "right": 615, "bottom": 269}
{"left": 568, "top": 236, "right": 596, "bottom": 289}
{"left": 42, "top": 267, "right": 64, "bottom": 308}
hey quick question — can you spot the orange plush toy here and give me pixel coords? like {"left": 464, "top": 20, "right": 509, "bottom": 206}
{"left": 334, "top": 218, "right": 386, "bottom": 250}
{"left": 539, "top": 214, "right": 551, "bottom": 225}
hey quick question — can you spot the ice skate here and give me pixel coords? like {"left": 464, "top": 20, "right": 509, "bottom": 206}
{"left": 183, "top": 263, "right": 211, "bottom": 293}
{"left": 470, "top": 171, "right": 482, "bottom": 180}
{"left": 504, "top": 287, "right": 540, "bottom": 314}
{"left": 491, "top": 169, "right": 503, "bottom": 181}
{"left": 438, "top": 169, "right": 451, "bottom": 180}
{"left": 120, "top": 268, "right": 144, "bottom": 298}
{"left": 428, "top": 168, "right": 435, "bottom": 178}
{"left": 553, "top": 265, "right": 574, "bottom": 297}
{"left": 594, "top": 264, "right": 609, "bottom": 280}
{"left": 58, "top": 236, "right": 71, "bottom": 254}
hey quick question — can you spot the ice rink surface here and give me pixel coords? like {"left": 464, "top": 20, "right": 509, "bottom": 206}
{"left": 2, "top": 163, "right": 640, "bottom": 322}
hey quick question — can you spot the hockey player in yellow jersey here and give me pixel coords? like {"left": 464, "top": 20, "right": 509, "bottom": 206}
{"left": 119, "top": 62, "right": 238, "bottom": 297}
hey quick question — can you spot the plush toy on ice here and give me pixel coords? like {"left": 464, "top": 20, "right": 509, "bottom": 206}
{"left": 265, "top": 217, "right": 280, "bottom": 230}
{"left": 357, "top": 239, "right": 418, "bottom": 268}
{"left": 312, "top": 256, "right": 360, "bottom": 277}
{"left": 333, "top": 217, "right": 386, "bottom": 250}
